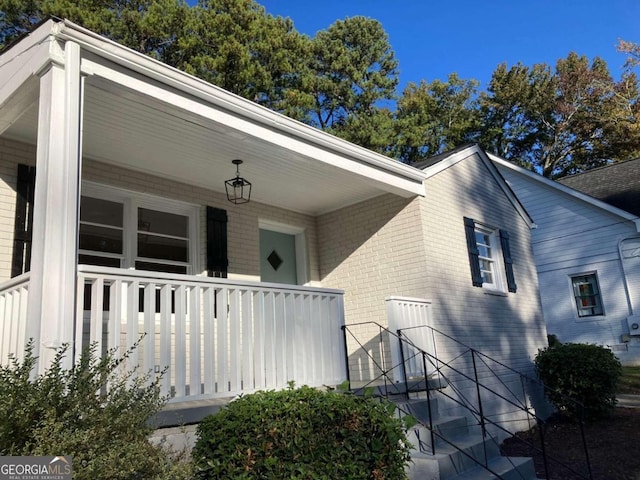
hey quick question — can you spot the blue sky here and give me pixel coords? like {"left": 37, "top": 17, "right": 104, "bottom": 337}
{"left": 236, "top": 0, "right": 639, "bottom": 93}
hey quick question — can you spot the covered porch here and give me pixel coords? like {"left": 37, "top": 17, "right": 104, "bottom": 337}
{"left": 0, "top": 20, "right": 426, "bottom": 398}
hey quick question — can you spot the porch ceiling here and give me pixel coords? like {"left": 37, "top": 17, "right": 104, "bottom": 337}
{"left": 3, "top": 78, "right": 421, "bottom": 216}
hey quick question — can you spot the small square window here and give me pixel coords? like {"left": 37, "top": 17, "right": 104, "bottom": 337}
{"left": 571, "top": 273, "right": 604, "bottom": 317}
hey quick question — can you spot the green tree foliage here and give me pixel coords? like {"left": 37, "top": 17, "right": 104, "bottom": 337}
{"left": 0, "top": 0, "right": 190, "bottom": 56}
{"left": 534, "top": 342, "right": 622, "bottom": 419}
{"left": 479, "top": 55, "right": 640, "bottom": 178}
{"left": 478, "top": 62, "right": 555, "bottom": 167}
{"left": 193, "top": 385, "right": 412, "bottom": 479}
{"left": 395, "top": 73, "right": 480, "bottom": 163}
{"left": 0, "top": 341, "right": 192, "bottom": 479}
{"left": 298, "top": 16, "right": 400, "bottom": 153}
{"left": 2, "top": 1, "right": 639, "bottom": 174}
{"left": 175, "top": 0, "right": 307, "bottom": 109}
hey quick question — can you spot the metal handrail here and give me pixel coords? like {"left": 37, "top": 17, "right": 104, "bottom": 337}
{"left": 342, "top": 321, "right": 593, "bottom": 480}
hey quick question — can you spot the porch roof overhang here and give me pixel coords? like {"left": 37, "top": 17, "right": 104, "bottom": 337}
{"left": 0, "top": 19, "right": 427, "bottom": 216}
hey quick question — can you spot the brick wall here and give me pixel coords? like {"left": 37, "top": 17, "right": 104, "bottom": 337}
{"left": 0, "top": 138, "right": 320, "bottom": 283}
{"left": 420, "top": 153, "right": 546, "bottom": 370}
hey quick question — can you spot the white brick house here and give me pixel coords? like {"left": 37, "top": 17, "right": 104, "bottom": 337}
{"left": 0, "top": 20, "right": 547, "bottom": 413}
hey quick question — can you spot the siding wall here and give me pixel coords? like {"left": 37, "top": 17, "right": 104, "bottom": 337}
{"left": 0, "top": 138, "right": 321, "bottom": 284}
{"left": 497, "top": 164, "right": 640, "bottom": 364}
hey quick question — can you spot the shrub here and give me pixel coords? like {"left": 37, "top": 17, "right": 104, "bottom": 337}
{"left": 0, "top": 340, "right": 193, "bottom": 480}
{"left": 193, "top": 384, "right": 412, "bottom": 479}
{"left": 534, "top": 342, "right": 622, "bottom": 419}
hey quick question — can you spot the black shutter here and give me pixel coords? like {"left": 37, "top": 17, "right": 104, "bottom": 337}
{"left": 206, "top": 206, "right": 228, "bottom": 278}
{"left": 11, "top": 164, "right": 36, "bottom": 277}
{"left": 463, "top": 217, "right": 483, "bottom": 287}
{"left": 499, "top": 229, "right": 517, "bottom": 293}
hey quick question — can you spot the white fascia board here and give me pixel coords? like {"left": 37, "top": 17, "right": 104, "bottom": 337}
{"left": 489, "top": 152, "right": 640, "bottom": 227}
{"left": 0, "top": 35, "right": 59, "bottom": 110}
{"left": 420, "top": 144, "right": 481, "bottom": 179}
{"left": 0, "top": 19, "right": 58, "bottom": 67}
{"left": 421, "top": 145, "right": 535, "bottom": 227}
{"left": 53, "top": 20, "right": 427, "bottom": 196}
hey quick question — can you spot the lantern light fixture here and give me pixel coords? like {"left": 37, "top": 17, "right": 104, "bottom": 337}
{"left": 225, "top": 159, "right": 251, "bottom": 204}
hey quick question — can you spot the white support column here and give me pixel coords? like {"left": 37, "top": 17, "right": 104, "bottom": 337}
{"left": 27, "top": 41, "right": 83, "bottom": 371}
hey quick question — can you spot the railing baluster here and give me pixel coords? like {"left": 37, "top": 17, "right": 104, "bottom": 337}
{"left": 174, "top": 284, "right": 186, "bottom": 398}
{"left": 241, "top": 289, "right": 253, "bottom": 392}
{"left": 189, "top": 286, "right": 201, "bottom": 397}
{"left": 202, "top": 285, "right": 215, "bottom": 396}
{"left": 143, "top": 282, "right": 155, "bottom": 379}
{"left": 159, "top": 283, "right": 171, "bottom": 397}
{"left": 229, "top": 288, "right": 241, "bottom": 393}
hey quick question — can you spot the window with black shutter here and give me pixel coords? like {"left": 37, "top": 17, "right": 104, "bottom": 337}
{"left": 11, "top": 164, "right": 35, "bottom": 277}
{"left": 463, "top": 217, "right": 517, "bottom": 293}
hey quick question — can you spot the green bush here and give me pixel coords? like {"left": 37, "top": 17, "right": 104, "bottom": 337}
{"left": 0, "top": 341, "right": 193, "bottom": 480}
{"left": 193, "top": 384, "right": 412, "bottom": 479}
{"left": 534, "top": 342, "right": 622, "bottom": 419}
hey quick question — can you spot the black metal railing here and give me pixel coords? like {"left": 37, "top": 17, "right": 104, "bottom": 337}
{"left": 341, "top": 322, "right": 593, "bottom": 480}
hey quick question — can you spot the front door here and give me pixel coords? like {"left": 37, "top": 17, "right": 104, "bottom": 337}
{"left": 259, "top": 229, "right": 297, "bottom": 285}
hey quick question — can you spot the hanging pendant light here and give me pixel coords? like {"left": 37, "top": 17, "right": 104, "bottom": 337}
{"left": 225, "top": 159, "right": 252, "bottom": 204}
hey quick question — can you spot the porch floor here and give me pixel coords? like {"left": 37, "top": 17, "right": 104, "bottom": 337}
{"left": 151, "top": 397, "right": 234, "bottom": 428}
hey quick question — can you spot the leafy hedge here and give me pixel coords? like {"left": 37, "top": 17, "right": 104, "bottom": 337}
{"left": 0, "top": 341, "right": 192, "bottom": 480}
{"left": 193, "top": 384, "right": 412, "bottom": 479}
{"left": 534, "top": 342, "right": 622, "bottom": 419}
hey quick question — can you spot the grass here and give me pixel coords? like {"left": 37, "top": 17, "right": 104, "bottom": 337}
{"left": 618, "top": 366, "right": 640, "bottom": 395}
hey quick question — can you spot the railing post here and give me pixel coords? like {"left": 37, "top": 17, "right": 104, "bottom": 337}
{"left": 397, "top": 329, "right": 409, "bottom": 397}
{"left": 341, "top": 325, "right": 351, "bottom": 391}
{"left": 421, "top": 347, "right": 436, "bottom": 455}
{"left": 471, "top": 349, "right": 489, "bottom": 467}
{"left": 471, "top": 350, "right": 486, "bottom": 439}
{"left": 538, "top": 417, "right": 551, "bottom": 480}
{"left": 579, "top": 405, "right": 593, "bottom": 479}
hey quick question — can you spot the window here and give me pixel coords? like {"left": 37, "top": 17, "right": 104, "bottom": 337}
{"left": 571, "top": 273, "right": 604, "bottom": 317}
{"left": 475, "top": 225, "right": 500, "bottom": 290}
{"left": 78, "top": 184, "right": 198, "bottom": 274}
{"left": 463, "top": 217, "right": 517, "bottom": 293}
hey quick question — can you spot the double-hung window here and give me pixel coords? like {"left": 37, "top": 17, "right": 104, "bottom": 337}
{"left": 474, "top": 225, "right": 501, "bottom": 290}
{"left": 464, "top": 217, "right": 517, "bottom": 293}
{"left": 78, "top": 184, "right": 198, "bottom": 274}
{"left": 571, "top": 273, "right": 604, "bottom": 317}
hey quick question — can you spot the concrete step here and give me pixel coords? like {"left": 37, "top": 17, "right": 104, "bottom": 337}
{"left": 406, "top": 416, "right": 471, "bottom": 451}
{"left": 449, "top": 455, "right": 538, "bottom": 480}
{"left": 408, "top": 433, "right": 501, "bottom": 480}
{"left": 395, "top": 397, "right": 441, "bottom": 423}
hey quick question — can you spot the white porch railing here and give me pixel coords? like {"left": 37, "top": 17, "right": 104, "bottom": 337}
{"left": 0, "top": 272, "right": 30, "bottom": 365}
{"left": 386, "top": 296, "right": 435, "bottom": 381}
{"left": 76, "top": 265, "right": 346, "bottom": 402}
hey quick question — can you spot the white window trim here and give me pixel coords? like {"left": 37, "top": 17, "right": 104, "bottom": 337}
{"left": 81, "top": 181, "right": 201, "bottom": 274}
{"left": 568, "top": 271, "right": 606, "bottom": 321}
{"left": 474, "top": 223, "right": 506, "bottom": 294}
{"left": 258, "top": 219, "right": 309, "bottom": 285}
